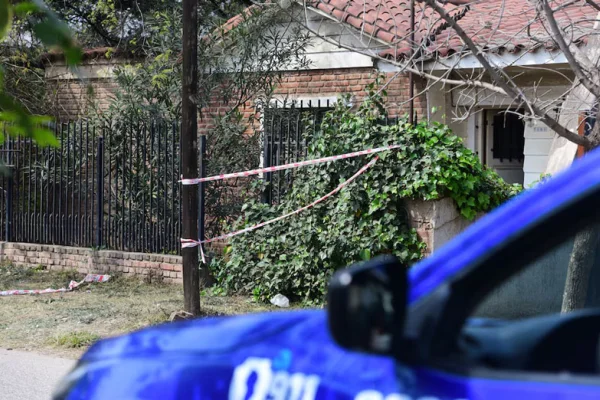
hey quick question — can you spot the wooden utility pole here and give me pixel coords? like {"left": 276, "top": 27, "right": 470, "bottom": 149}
{"left": 181, "top": 0, "right": 201, "bottom": 315}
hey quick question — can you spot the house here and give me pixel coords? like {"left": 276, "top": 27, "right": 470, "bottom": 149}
{"left": 44, "top": 0, "right": 596, "bottom": 187}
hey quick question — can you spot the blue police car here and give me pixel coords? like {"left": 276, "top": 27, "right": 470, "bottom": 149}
{"left": 53, "top": 147, "right": 600, "bottom": 399}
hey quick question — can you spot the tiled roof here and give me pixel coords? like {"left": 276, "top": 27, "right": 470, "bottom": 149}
{"left": 307, "top": 0, "right": 595, "bottom": 59}
{"left": 41, "top": 47, "right": 136, "bottom": 63}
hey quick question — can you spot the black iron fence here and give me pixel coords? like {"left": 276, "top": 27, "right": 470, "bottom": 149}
{"left": 0, "top": 120, "right": 181, "bottom": 254}
{"left": 0, "top": 109, "right": 404, "bottom": 253}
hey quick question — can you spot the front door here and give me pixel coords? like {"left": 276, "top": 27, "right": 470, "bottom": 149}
{"left": 485, "top": 109, "right": 525, "bottom": 185}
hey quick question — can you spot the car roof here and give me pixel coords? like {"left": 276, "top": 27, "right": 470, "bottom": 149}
{"left": 407, "top": 147, "right": 600, "bottom": 304}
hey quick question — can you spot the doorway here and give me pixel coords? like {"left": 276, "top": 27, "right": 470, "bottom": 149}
{"left": 483, "top": 109, "right": 525, "bottom": 185}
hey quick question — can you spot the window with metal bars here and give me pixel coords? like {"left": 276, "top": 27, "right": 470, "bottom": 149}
{"left": 262, "top": 100, "right": 332, "bottom": 205}
{"left": 584, "top": 107, "right": 597, "bottom": 137}
{"left": 492, "top": 110, "right": 525, "bottom": 162}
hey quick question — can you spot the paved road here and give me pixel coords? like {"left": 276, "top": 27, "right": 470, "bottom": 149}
{"left": 0, "top": 348, "right": 76, "bottom": 399}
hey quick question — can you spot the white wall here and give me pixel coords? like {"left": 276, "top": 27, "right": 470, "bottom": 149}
{"left": 446, "top": 85, "right": 569, "bottom": 185}
{"left": 300, "top": 9, "right": 375, "bottom": 70}
{"left": 222, "top": 7, "right": 375, "bottom": 72}
{"left": 523, "top": 121, "right": 555, "bottom": 186}
{"left": 425, "top": 78, "right": 471, "bottom": 142}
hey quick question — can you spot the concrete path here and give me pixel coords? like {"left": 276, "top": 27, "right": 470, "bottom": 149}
{"left": 0, "top": 348, "right": 76, "bottom": 399}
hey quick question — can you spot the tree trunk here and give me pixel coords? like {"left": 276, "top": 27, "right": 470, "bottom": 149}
{"left": 552, "top": 12, "right": 600, "bottom": 313}
{"left": 562, "top": 225, "right": 600, "bottom": 312}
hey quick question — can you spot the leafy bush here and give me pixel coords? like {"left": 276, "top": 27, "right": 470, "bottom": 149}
{"left": 212, "top": 83, "right": 522, "bottom": 302}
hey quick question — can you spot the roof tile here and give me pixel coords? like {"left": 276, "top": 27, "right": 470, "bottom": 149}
{"left": 308, "top": 0, "right": 595, "bottom": 59}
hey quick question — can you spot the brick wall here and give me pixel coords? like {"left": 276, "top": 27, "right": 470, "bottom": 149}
{"left": 273, "top": 68, "right": 426, "bottom": 119}
{"left": 47, "top": 59, "right": 424, "bottom": 131}
{"left": 197, "top": 68, "right": 427, "bottom": 137}
{"left": 0, "top": 243, "right": 183, "bottom": 284}
{"left": 49, "top": 78, "right": 118, "bottom": 121}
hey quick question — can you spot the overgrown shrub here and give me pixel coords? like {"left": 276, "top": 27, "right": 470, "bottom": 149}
{"left": 212, "top": 83, "right": 522, "bottom": 303}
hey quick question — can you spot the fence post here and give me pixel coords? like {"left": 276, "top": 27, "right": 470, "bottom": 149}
{"left": 96, "top": 137, "right": 104, "bottom": 248}
{"left": 262, "top": 130, "right": 272, "bottom": 204}
{"left": 5, "top": 170, "right": 12, "bottom": 242}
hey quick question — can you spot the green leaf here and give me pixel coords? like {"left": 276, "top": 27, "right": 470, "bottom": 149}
{"left": 0, "top": 0, "right": 12, "bottom": 39}
{"left": 14, "top": 2, "right": 38, "bottom": 15}
{"left": 33, "top": 19, "right": 82, "bottom": 65}
{"left": 32, "top": 127, "right": 59, "bottom": 147}
{"left": 359, "top": 248, "right": 371, "bottom": 261}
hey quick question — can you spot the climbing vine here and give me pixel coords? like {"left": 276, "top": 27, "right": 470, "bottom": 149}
{"left": 212, "top": 82, "right": 522, "bottom": 302}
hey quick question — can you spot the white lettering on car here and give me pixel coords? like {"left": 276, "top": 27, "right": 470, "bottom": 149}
{"left": 229, "top": 357, "right": 467, "bottom": 400}
{"left": 229, "top": 357, "right": 321, "bottom": 400}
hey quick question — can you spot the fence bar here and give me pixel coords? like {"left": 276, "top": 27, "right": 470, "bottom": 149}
{"left": 162, "top": 122, "right": 168, "bottom": 253}
{"left": 142, "top": 123, "right": 148, "bottom": 252}
{"left": 96, "top": 137, "right": 104, "bottom": 247}
{"left": 150, "top": 121, "right": 155, "bottom": 253}
{"left": 134, "top": 120, "right": 141, "bottom": 252}
{"left": 76, "top": 121, "right": 81, "bottom": 245}
{"left": 45, "top": 138, "right": 51, "bottom": 243}
{"left": 70, "top": 122, "right": 76, "bottom": 245}
{"left": 5, "top": 170, "right": 12, "bottom": 241}
{"left": 128, "top": 122, "right": 133, "bottom": 251}
{"left": 106, "top": 125, "right": 112, "bottom": 250}
{"left": 33, "top": 143, "right": 38, "bottom": 243}
{"left": 85, "top": 121, "right": 90, "bottom": 246}
{"left": 121, "top": 123, "right": 126, "bottom": 251}
{"left": 262, "top": 116, "right": 272, "bottom": 204}
{"left": 178, "top": 123, "right": 182, "bottom": 255}
{"left": 90, "top": 127, "right": 96, "bottom": 246}
{"left": 58, "top": 124, "right": 64, "bottom": 245}
{"left": 170, "top": 121, "right": 176, "bottom": 253}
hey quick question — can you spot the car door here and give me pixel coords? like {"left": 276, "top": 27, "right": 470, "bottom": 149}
{"left": 394, "top": 147, "right": 600, "bottom": 399}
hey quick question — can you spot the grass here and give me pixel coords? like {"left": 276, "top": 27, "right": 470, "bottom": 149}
{"left": 0, "top": 264, "right": 278, "bottom": 358}
{"left": 53, "top": 331, "right": 101, "bottom": 348}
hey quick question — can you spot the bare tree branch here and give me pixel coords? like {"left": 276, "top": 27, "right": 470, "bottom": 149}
{"left": 537, "top": 0, "right": 600, "bottom": 97}
{"left": 585, "top": 0, "right": 600, "bottom": 13}
{"left": 419, "top": 0, "right": 592, "bottom": 148}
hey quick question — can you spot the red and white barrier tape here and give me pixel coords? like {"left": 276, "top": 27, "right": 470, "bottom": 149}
{"left": 180, "top": 144, "right": 400, "bottom": 185}
{"left": 0, "top": 273, "right": 110, "bottom": 297}
{"left": 181, "top": 157, "right": 378, "bottom": 255}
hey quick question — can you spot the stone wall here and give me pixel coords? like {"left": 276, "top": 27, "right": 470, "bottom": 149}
{"left": 405, "top": 198, "right": 474, "bottom": 256}
{"left": 0, "top": 243, "right": 183, "bottom": 284}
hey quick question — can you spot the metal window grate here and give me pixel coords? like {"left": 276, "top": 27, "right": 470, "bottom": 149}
{"left": 492, "top": 111, "right": 525, "bottom": 162}
{"left": 261, "top": 100, "right": 403, "bottom": 205}
{"left": 262, "top": 100, "right": 332, "bottom": 205}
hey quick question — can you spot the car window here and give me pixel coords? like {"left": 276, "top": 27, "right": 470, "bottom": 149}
{"left": 473, "top": 223, "right": 600, "bottom": 320}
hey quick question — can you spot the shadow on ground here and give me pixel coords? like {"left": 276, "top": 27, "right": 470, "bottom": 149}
{"left": 0, "top": 264, "right": 275, "bottom": 358}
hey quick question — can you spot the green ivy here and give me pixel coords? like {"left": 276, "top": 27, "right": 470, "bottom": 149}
{"left": 212, "top": 82, "right": 522, "bottom": 302}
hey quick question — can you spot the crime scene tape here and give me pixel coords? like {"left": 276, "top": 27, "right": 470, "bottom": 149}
{"left": 0, "top": 273, "right": 111, "bottom": 296}
{"left": 180, "top": 144, "right": 400, "bottom": 185}
{"left": 181, "top": 156, "right": 378, "bottom": 253}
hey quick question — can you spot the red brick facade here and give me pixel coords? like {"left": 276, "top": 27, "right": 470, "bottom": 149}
{"left": 273, "top": 68, "right": 425, "bottom": 118}
{"left": 48, "top": 78, "right": 119, "bottom": 121}
{"left": 198, "top": 67, "right": 427, "bottom": 136}
{"left": 0, "top": 243, "right": 183, "bottom": 284}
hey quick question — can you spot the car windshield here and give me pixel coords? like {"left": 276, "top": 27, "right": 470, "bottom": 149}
{"left": 473, "top": 222, "right": 600, "bottom": 320}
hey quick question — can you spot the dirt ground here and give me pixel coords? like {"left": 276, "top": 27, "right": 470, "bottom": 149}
{"left": 0, "top": 264, "right": 276, "bottom": 359}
